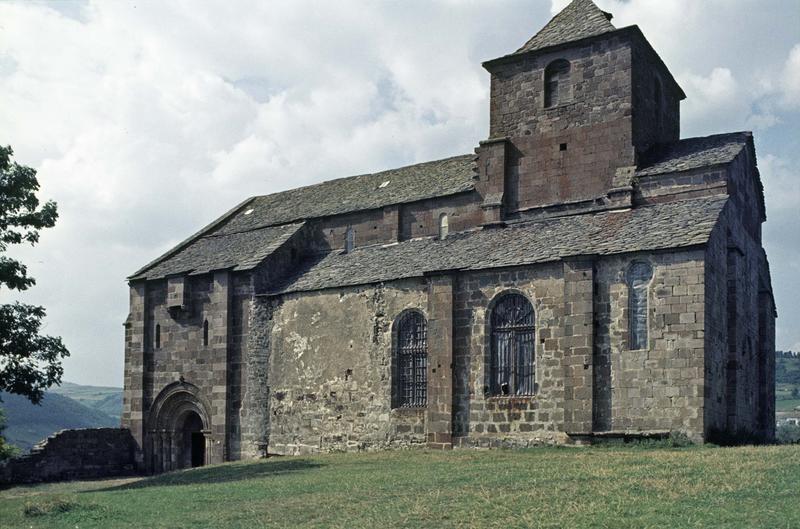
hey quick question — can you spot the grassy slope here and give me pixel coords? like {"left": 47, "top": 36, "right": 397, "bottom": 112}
{"left": 0, "top": 392, "right": 118, "bottom": 452}
{"left": 1, "top": 446, "right": 798, "bottom": 529}
{"left": 50, "top": 382, "right": 123, "bottom": 420}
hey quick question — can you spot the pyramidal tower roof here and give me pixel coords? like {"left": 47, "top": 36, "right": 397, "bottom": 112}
{"left": 517, "top": 0, "right": 616, "bottom": 54}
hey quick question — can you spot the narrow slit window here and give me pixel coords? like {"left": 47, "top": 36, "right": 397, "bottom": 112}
{"left": 155, "top": 324, "right": 161, "bottom": 350}
{"left": 438, "top": 213, "right": 449, "bottom": 240}
{"left": 203, "top": 320, "right": 209, "bottom": 347}
{"left": 344, "top": 226, "right": 355, "bottom": 253}
{"left": 627, "top": 261, "right": 653, "bottom": 350}
{"left": 544, "top": 59, "right": 571, "bottom": 108}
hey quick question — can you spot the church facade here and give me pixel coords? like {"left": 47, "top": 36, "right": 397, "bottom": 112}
{"left": 121, "top": 0, "right": 776, "bottom": 473}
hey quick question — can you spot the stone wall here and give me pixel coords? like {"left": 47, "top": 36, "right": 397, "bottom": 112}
{"left": 266, "top": 279, "right": 430, "bottom": 455}
{"left": 484, "top": 33, "right": 637, "bottom": 212}
{"left": 704, "top": 196, "right": 775, "bottom": 441}
{"left": 452, "top": 264, "right": 569, "bottom": 447}
{"left": 143, "top": 272, "right": 232, "bottom": 465}
{"left": 594, "top": 250, "right": 707, "bottom": 441}
{"left": 0, "top": 429, "right": 137, "bottom": 485}
{"left": 630, "top": 34, "right": 681, "bottom": 155}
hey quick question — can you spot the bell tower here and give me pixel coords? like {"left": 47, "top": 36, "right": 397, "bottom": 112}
{"left": 474, "top": 0, "right": 685, "bottom": 222}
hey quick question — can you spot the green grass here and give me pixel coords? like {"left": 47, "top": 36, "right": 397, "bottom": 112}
{"left": 2, "top": 446, "right": 799, "bottom": 529}
{"left": 777, "top": 399, "right": 800, "bottom": 412}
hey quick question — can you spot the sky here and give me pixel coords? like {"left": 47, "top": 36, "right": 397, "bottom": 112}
{"left": 0, "top": 0, "right": 798, "bottom": 387}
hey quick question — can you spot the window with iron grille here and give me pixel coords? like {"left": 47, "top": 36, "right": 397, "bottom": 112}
{"left": 489, "top": 293, "right": 535, "bottom": 396}
{"left": 394, "top": 311, "right": 427, "bottom": 407}
{"left": 627, "top": 261, "right": 653, "bottom": 350}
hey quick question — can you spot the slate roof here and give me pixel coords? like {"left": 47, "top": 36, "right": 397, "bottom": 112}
{"left": 214, "top": 154, "right": 476, "bottom": 236}
{"left": 636, "top": 132, "right": 750, "bottom": 177}
{"left": 131, "top": 133, "right": 745, "bottom": 282}
{"left": 131, "top": 222, "right": 304, "bottom": 280}
{"left": 517, "top": 0, "right": 616, "bottom": 54}
{"left": 130, "top": 154, "right": 476, "bottom": 280}
{"left": 272, "top": 195, "right": 728, "bottom": 295}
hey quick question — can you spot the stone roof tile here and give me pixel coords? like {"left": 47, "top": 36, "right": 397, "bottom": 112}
{"left": 272, "top": 195, "right": 727, "bottom": 294}
{"left": 636, "top": 132, "right": 750, "bottom": 177}
{"left": 130, "top": 154, "right": 475, "bottom": 280}
{"left": 517, "top": 0, "right": 616, "bottom": 54}
{"left": 131, "top": 222, "right": 304, "bottom": 280}
{"left": 215, "top": 154, "right": 476, "bottom": 236}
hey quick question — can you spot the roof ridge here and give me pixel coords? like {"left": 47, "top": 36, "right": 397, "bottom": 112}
{"left": 517, "top": 0, "right": 616, "bottom": 54}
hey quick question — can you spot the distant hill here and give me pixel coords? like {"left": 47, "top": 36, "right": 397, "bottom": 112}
{"left": 0, "top": 387, "right": 120, "bottom": 453}
{"left": 50, "top": 382, "right": 123, "bottom": 420}
{"left": 776, "top": 352, "right": 800, "bottom": 413}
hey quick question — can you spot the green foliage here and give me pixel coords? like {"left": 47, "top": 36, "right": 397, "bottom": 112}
{"left": 777, "top": 423, "right": 800, "bottom": 444}
{"left": 0, "top": 145, "right": 68, "bottom": 405}
{"left": 1, "top": 446, "right": 799, "bottom": 528}
{"left": 775, "top": 351, "right": 800, "bottom": 386}
{"left": 23, "top": 497, "right": 77, "bottom": 517}
{"left": 0, "top": 406, "right": 20, "bottom": 461}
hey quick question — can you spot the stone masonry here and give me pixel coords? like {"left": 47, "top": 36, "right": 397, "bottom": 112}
{"left": 120, "top": 0, "right": 775, "bottom": 472}
{"left": 0, "top": 429, "right": 137, "bottom": 485}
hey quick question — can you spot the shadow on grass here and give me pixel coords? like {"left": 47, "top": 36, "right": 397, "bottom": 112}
{"left": 85, "top": 459, "right": 323, "bottom": 492}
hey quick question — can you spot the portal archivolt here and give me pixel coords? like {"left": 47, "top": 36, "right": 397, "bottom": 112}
{"left": 147, "top": 381, "right": 211, "bottom": 473}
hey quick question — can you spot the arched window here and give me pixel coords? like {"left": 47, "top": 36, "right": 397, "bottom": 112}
{"left": 203, "top": 320, "right": 209, "bottom": 347}
{"left": 438, "top": 213, "right": 449, "bottom": 240}
{"left": 394, "top": 311, "right": 427, "bottom": 408}
{"left": 627, "top": 261, "right": 653, "bottom": 350}
{"left": 344, "top": 226, "right": 355, "bottom": 253}
{"left": 490, "top": 293, "right": 535, "bottom": 396}
{"left": 155, "top": 324, "right": 161, "bottom": 350}
{"left": 544, "top": 59, "right": 571, "bottom": 108}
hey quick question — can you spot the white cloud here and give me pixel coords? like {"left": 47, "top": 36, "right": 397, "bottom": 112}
{"left": 760, "top": 154, "right": 800, "bottom": 213}
{"left": 1, "top": 0, "right": 799, "bottom": 384}
{"left": 780, "top": 44, "right": 800, "bottom": 109}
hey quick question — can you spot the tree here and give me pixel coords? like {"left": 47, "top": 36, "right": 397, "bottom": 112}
{"left": 0, "top": 145, "right": 69, "bottom": 405}
{"left": 0, "top": 407, "right": 19, "bottom": 461}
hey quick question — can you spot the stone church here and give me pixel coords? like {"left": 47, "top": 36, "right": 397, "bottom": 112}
{"left": 121, "top": 0, "right": 776, "bottom": 473}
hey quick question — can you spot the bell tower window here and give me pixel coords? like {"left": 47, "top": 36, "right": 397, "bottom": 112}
{"left": 544, "top": 59, "right": 571, "bottom": 108}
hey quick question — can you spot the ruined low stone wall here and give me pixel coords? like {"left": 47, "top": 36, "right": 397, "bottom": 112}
{"left": 0, "top": 428, "right": 138, "bottom": 485}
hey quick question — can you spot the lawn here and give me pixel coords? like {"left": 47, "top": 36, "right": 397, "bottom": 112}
{"left": 1, "top": 445, "right": 799, "bottom": 529}
{"left": 777, "top": 399, "right": 800, "bottom": 412}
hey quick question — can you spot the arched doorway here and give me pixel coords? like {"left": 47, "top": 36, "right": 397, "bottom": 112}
{"left": 178, "top": 411, "right": 205, "bottom": 469}
{"left": 147, "top": 381, "right": 212, "bottom": 474}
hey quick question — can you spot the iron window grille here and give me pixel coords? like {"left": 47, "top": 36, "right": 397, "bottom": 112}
{"left": 395, "top": 311, "right": 427, "bottom": 407}
{"left": 490, "top": 293, "right": 536, "bottom": 396}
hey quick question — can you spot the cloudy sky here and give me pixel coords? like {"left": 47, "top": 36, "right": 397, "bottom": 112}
{"left": 1, "top": 0, "right": 798, "bottom": 387}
